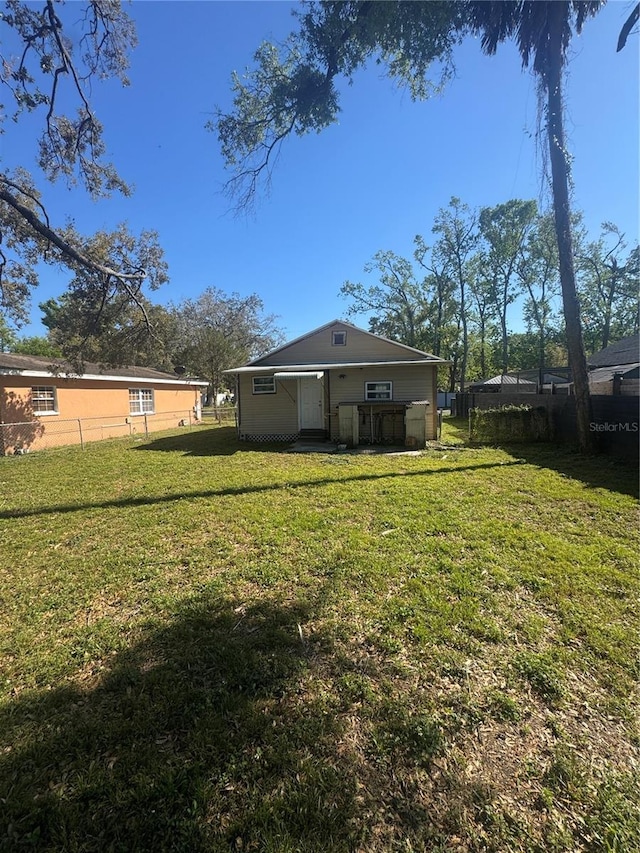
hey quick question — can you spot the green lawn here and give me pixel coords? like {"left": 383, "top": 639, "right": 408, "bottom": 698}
{"left": 1, "top": 422, "right": 638, "bottom": 852}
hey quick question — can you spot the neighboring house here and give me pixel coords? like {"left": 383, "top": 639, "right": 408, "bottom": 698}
{"left": 466, "top": 372, "right": 570, "bottom": 393}
{"left": 466, "top": 374, "right": 538, "bottom": 393}
{"left": 587, "top": 334, "right": 639, "bottom": 395}
{"left": 588, "top": 334, "right": 639, "bottom": 369}
{"left": 0, "top": 353, "right": 207, "bottom": 454}
{"left": 224, "top": 320, "right": 446, "bottom": 447}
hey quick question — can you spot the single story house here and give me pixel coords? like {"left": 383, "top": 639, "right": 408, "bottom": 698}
{"left": 587, "top": 334, "right": 639, "bottom": 395}
{"left": 466, "top": 374, "right": 538, "bottom": 393}
{"left": 224, "top": 320, "right": 447, "bottom": 447}
{"left": 0, "top": 353, "right": 207, "bottom": 454}
{"left": 588, "top": 334, "right": 639, "bottom": 369}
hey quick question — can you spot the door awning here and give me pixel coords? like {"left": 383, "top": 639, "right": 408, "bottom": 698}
{"left": 273, "top": 371, "right": 324, "bottom": 380}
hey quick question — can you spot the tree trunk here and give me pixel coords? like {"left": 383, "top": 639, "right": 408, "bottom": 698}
{"left": 458, "top": 265, "right": 468, "bottom": 391}
{"left": 479, "top": 315, "right": 487, "bottom": 378}
{"left": 499, "top": 299, "right": 508, "bottom": 375}
{"left": 546, "top": 8, "right": 595, "bottom": 452}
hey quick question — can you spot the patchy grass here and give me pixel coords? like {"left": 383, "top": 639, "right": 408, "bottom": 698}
{"left": 0, "top": 422, "right": 638, "bottom": 852}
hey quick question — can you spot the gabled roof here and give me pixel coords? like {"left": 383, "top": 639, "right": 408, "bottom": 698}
{"left": 588, "top": 334, "right": 640, "bottom": 368}
{"left": 467, "top": 373, "right": 537, "bottom": 388}
{"left": 589, "top": 363, "right": 640, "bottom": 383}
{"left": 0, "top": 353, "right": 207, "bottom": 386}
{"left": 245, "top": 319, "right": 445, "bottom": 367}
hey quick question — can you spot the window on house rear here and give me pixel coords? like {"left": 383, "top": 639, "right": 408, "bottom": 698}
{"left": 252, "top": 376, "right": 276, "bottom": 394}
{"left": 332, "top": 330, "right": 347, "bottom": 346}
{"left": 129, "top": 388, "right": 154, "bottom": 414}
{"left": 364, "top": 381, "right": 393, "bottom": 401}
{"left": 31, "top": 386, "right": 57, "bottom": 414}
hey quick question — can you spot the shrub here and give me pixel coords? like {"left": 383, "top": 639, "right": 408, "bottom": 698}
{"left": 469, "top": 404, "right": 551, "bottom": 444}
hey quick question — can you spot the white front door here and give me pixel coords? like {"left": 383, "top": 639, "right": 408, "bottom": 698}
{"left": 299, "top": 377, "right": 324, "bottom": 430}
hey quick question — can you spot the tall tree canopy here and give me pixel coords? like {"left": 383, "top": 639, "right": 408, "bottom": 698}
{"left": 170, "top": 288, "right": 284, "bottom": 406}
{"left": 0, "top": 1, "right": 164, "bottom": 350}
{"left": 215, "top": 1, "right": 465, "bottom": 210}
{"left": 216, "top": 1, "right": 613, "bottom": 451}
{"left": 577, "top": 223, "right": 640, "bottom": 353}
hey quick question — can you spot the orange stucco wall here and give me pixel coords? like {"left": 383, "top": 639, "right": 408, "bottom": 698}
{"left": 0, "top": 377, "right": 202, "bottom": 453}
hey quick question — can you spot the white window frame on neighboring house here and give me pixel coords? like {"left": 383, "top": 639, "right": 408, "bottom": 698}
{"left": 252, "top": 376, "right": 276, "bottom": 394}
{"left": 129, "top": 388, "right": 154, "bottom": 414}
{"left": 31, "top": 386, "right": 58, "bottom": 415}
{"left": 364, "top": 381, "right": 393, "bottom": 401}
{"left": 331, "top": 330, "right": 347, "bottom": 346}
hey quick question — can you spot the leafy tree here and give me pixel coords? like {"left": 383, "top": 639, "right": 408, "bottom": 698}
{"left": 414, "top": 235, "right": 458, "bottom": 363}
{"left": 515, "top": 212, "right": 561, "bottom": 370}
{"left": 508, "top": 331, "right": 568, "bottom": 373}
{"left": 465, "top": 255, "right": 498, "bottom": 380}
{"left": 41, "top": 292, "right": 176, "bottom": 370}
{"left": 217, "top": 1, "right": 610, "bottom": 449}
{"left": 340, "top": 250, "right": 432, "bottom": 350}
{"left": 0, "top": 316, "right": 18, "bottom": 352}
{"left": 171, "top": 289, "right": 284, "bottom": 410}
{"left": 431, "top": 198, "right": 479, "bottom": 391}
{"left": 39, "top": 225, "right": 169, "bottom": 368}
{"left": 11, "top": 336, "right": 62, "bottom": 357}
{"left": 576, "top": 223, "right": 640, "bottom": 354}
{"left": 215, "top": 2, "right": 465, "bottom": 210}
{"left": 0, "top": 1, "right": 164, "bottom": 355}
{"left": 478, "top": 198, "right": 538, "bottom": 374}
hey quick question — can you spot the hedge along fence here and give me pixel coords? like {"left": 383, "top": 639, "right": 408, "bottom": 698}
{"left": 469, "top": 404, "right": 552, "bottom": 444}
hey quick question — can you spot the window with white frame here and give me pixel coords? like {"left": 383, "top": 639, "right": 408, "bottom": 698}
{"left": 364, "top": 381, "right": 393, "bottom": 401}
{"left": 332, "top": 330, "right": 347, "bottom": 346}
{"left": 31, "top": 386, "right": 57, "bottom": 414}
{"left": 252, "top": 376, "right": 276, "bottom": 394}
{"left": 129, "top": 388, "right": 154, "bottom": 414}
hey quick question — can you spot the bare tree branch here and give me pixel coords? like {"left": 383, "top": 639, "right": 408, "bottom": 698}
{"left": 617, "top": 2, "right": 639, "bottom": 51}
{"left": 0, "top": 180, "right": 146, "bottom": 285}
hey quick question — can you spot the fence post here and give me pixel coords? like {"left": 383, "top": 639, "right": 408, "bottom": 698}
{"left": 144, "top": 414, "right": 149, "bottom": 437}
{"left": 78, "top": 419, "right": 84, "bottom": 450}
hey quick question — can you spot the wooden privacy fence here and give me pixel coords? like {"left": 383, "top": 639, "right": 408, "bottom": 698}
{"left": 457, "top": 392, "right": 639, "bottom": 457}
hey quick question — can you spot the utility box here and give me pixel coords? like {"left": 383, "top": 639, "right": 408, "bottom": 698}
{"left": 338, "top": 405, "right": 359, "bottom": 447}
{"left": 405, "top": 402, "right": 429, "bottom": 448}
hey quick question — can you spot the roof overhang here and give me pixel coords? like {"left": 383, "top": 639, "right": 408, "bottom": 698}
{"left": 273, "top": 371, "right": 324, "bottom": 379}
{"left": 0, "top": 368, "right": 208, "bottom": 387}
{"left": 224, "top": 359, "right": 447, "bottom": 375}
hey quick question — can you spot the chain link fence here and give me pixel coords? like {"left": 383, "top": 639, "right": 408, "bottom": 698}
{"left": 201, "top": 406, "right": 237, "bottom": 425}
{"left": 0, "top": 410, "right": 213, "bottom": 455}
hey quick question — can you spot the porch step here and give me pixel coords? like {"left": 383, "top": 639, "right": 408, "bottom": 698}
{"left": 299, "top": 429, "right": 328, "bottom": 440}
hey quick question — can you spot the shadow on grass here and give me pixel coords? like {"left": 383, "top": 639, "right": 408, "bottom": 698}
{"left": 509, "top": 443, "right": 639, "bottom": 499}
{"left": 442, "top": 416, "right": 638, "bottom": 498}
{"left": 135, "top": 426, "right": 241, "bottom": 456}
{"left": 0, "top": 460, "right": 524, "bottom": 519}
{"left": 0, "top": 589, "right": 441, "bottom": 852}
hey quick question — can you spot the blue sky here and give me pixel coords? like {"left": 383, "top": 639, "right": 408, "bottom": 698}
{"left": 6, "top": 0, "right": 639, "bottom": 342}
